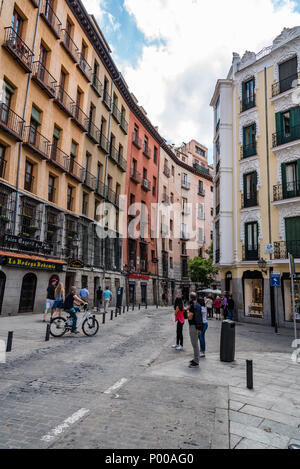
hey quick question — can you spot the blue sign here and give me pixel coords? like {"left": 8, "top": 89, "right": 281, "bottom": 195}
{"left": 270, "top": 274, "right": 281, "bottom": 288}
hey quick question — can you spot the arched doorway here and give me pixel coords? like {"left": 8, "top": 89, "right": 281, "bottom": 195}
{"left": 19, "top": 273, "right": 37, "bottom": 313}
{"left": 0, "top": 271, "right": 6, "bottom": 315}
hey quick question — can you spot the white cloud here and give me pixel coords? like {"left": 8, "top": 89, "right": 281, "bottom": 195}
{"left": 82, "top": 0, "right": 120, "bottom": 34}
{"left": 122, "top": 0, "right": 300, "bottom": 157}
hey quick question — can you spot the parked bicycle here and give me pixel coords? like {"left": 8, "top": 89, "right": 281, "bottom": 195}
{"left": 50, "top": 304, "right": 99, "bottom": 338}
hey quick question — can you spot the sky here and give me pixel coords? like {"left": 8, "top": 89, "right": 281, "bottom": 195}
{"left": 82, "top": 0, "right": 300, "bottom": 162}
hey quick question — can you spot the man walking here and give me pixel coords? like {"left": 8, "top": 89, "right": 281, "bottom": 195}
{"left": 187, "top": 292, "right": 203, "bottom": 369}
{"left": 43, "top": 279, "right": 57, "bottom": 322}
{"left": 103, "top": 286, "right": 112, "bottom": 313}
{"left": 96, "top": 286, "right": 103, "bottom": 311}
{"left": 227, "top": 295, "right": 235, "bottom": 321}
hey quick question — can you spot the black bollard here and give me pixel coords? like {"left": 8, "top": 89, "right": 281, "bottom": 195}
{"left": 102, "top": 313, "right": 106, "bottom": 324}
{"left": 139, "top": 304, "right": 141, "bottom": 310}
{"left": 123, "top": 306, "right": 125, "bottom": 314}
{"left": 110, "top": 310, "right": 114, "bottom": 321}
{"left": 132, "top": 305, "right": 134, "bottom": 311}
{"left": 115, "top": 309, "right": 118, "bottom": 318}
{"left": 45, "top": 325, "right": 50, "bottom": 342}
{"left": 146, "top": 304, "right": 148, "bottom": 310}
{"left": 127, "top": 305, "right": 129, "bottom": 312}
{"left": 6, "top": 331, "right": 13, "bottom": 352}
{"left": 119, "top": 308, "right": 122, "bottom": 316}
{"left": 246, "top": 360, "right": 253, "bottom": 390}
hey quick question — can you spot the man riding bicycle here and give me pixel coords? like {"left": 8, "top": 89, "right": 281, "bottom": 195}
{"left": 64, "top": 286, "right": 88, "bottom": 335}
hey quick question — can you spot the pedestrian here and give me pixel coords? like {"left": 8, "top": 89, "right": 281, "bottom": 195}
{"left": 53, "top": 282, "right": 65, "bottom": 319}
{"left": 43, "top": 279, "right": 57, "bottom": 322}
{"left": 213, "top": 296, "right": 222, "bottom": 320}
{"left": 162, "top": 292, "right": 168, "bottom": 306}
{"left": 174, "top": 290, "right": 183, "bottom": 310}
{"left": 198, "top": 298, "right": 208, "bottom": 358}
{"left": 103, "top": 286, "right": 112, "bottom": 312}
{"left": 227, "top": 295, "right": 235, "bottom": 321}
{"left": 187, "top": 292, "right": 203, "bottom": 369}
{"left": 79, "top": 285, "right": 89, "bottom": 302}
{"left": 222, "top": 295, "right": 228, "bottom": 320}
{"left": 64, "top": 286, "right": 88, "bottom": 335}
{"left": 172, "top": 298, "right": 185, "bottom": 351}
{"left": 205, "top": 295, "right": 213, "bottom": 319}
{"left": 96, "top": 285, "right": 103, "bottom": 312}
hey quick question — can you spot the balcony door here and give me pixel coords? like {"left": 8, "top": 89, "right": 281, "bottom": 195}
{"left": 282, "top": 161, "right": 300, "bottom": 199}
{"left": 286, "top": 217, "right": 300, "bottom": 258}
{"left": 279, "top": 57, "right": 297, "bottom": 94}
{"left": 11, "top": 10, "right": 23, "bottom": 36}
{"left": 245, "top": 222, "right": 258, "bottom": 260}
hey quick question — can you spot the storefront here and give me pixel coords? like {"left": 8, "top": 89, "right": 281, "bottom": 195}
{"left": 243, "top": 271, "right": 264, "bottom": 319}
{"left": 283, "top": 273, "right": 300, "bottom": 323}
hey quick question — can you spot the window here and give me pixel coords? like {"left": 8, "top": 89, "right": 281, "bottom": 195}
{"left": 275, "top": 107, "right": 300, "bottom": 145}
{"left": 70, "top": 141, "right": 77, "bottom": 174}
{"left": 11, "top": 9, "right": 23, "bottom": 36}
{"left": 171, "top": 165, "right": 175, "bottom": 177}
{"left": 216, "top": 96, "right": 220, "bottom": 129}
{"left": 245, "top": 222, "right": 259, "bottom": 260}
{"left": 51, "top": 125, "right": 60, "bottom": 160}
{"left": 144, "top": 135, "right": 148, "bottom": 152}
{"left": 243, "top": 172, "right": 257, "bottom": 207}
{"left": 48, "top": 175, "right": 55, "bottom": 202}
{"left": 282, "top": 161, "right": 300, "bottom": 198}
{"left": 29, "top": 106, "right": 41, "bottom": 145}
{"left": 198, "top": 228, "right": 204, "bottom": 244}
{"left": 242, "top": 78, "right": 255, "bottom": 110}
{"left": 279, "top": 57, "right": 297, "bottom": 94}
{"left": 170, "top": 257, "right": 173, "bottom": 269}
{"left": 67, "top": 186, "right": 73, "bottom": 211}
{"left": 169, "top": 240, "right": 173, "bottom": 251}
{"left": 24, "top": 161, "right": 34, "bottom": 192}
{"left": 134, "top": 124, "right": 139, "bottom": 140}
{"left": 1, "top": 81, "right": 14, "bottom": 124}
{"left": 196, "top": 146, "right": 206, "bottom": 157}
{"left": 198, "top": 204, "right": 204, "bottom": 220}
{"left": 199, "top": 180, "right": 204, "bottom": 195}
{"left": 211, "top": 208, "right": 214, "bottom": 217}
{"left": 82, "top": 193, "right": 88, "bottom": 216}
{"left": 243, "top": 124, "right": 256, "bottom": 157}
{"left": 152, "top": 176, "right": 157, "bottom": 197}
{"left": 0, "top": 144, "right": 6, "bottom": 178}
{"left": 154, "top": 146, "right": 158, "bottom": 164}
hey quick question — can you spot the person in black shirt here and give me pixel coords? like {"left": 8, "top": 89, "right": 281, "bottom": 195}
{"left": 64, "top": 286, "right": 88, "bottom": 334}
{"left": 187, "top": 292, "right": 203, "bottom": 368}
{"left": 227, "top": 295, "right": 235, "bottom": 321}
{"left": 96, "top": 286, "right": 103, "bottom": 312}
{"left": 43, "top": 279, "right": 58, "bottom": 322}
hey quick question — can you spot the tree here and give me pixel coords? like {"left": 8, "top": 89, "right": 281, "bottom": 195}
{"left": 188, "top": 256, "right": 219, "bottom": 287}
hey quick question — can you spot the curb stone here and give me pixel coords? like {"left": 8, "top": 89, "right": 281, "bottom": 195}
{"left": 211, "top": 385, "right": 230, "bottom": 449}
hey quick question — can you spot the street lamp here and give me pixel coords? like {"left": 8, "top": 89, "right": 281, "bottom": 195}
{"left": 258, "top": 258, "right": 268, "bottom": 274}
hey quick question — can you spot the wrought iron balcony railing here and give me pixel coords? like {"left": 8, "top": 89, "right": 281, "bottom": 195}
{"left": 68, "top": 158, "right": 85, "bottom": 182}
{"left": 117, "top": 154, "right": 127, "bottom": 173}
{"left": 92, "top": 74, "right": 103, "bottom": 97}
{"left": 120, "top": 114, "right": 128, "bottom": 134}
{"left": 143, "top": 145, "right": 151, "bottom": 159}
{"left": 182, "top": 180, "right": 190, "bottom": 190}
{"left": 103, "top": 89, "right": 111, "bottom": 109}
{"left": 49, "top": 145, "right": 70, "bottom": 172}
{"left": 163, "top": 166, "right": 170, "bottom": 178}
{"left": 112, "top": 103, "right": 121, "bottom": 123}
{"left": 77, "top": 53, "right": 92, "bottom": 82}
{"left": 132, "top": 133, "right": 142, "bottom": 149}
{"left": 273, "top": 124, "right": 300, "bottom": 147}
{"left": 40, "top": 0, "right": 62, "bottom": 38}
{"left": 83, "top": 170, "right": 97, "bottom": 191}
{"left": 241, "top": 192, "right": 259, "bottom": 209}
{"left": 0, "top": 102, "right": 24, "bottom": 140}
{"left": 241, "top": 96, "right": 256, "bottom": 112}
{"left": 193, "top": 162, "right": 211, "bottom": 176}
{"left": 109, "top": 143, "right": 119, "bottom": 165}
{"left": 273, "top": 181, "right": 300, "bottom": 201}
{"left": 241, "top": 143, "right": 257, "bottom": 159}
{"left": 61, "top": 29, "right": 79, "bottom": 62}
{"left": 142, "top": 178, "right": 151, "bottom": 192}
{"left": 23, "top": 126, "right": 50, "bottom": 159}
{"left": 130, "top": 169, "right": 141, "bottom": 184}
{"left": 3, "top": 27, "right": 34, "bottom": 72}
{"left": 95, "top": 180, "right": 105, "bottom": 198}
{"left": 87, "top": 120, "right": 100, "bottom": 144}
{"left": 32, "top": 61, "right": 57, "bottom": 98}
{"left": 272, "top": 72, "right": 300, "bottom": 97}
{"left": 54, "top": 86, "right": 75, "bottom": 117}
{"left": 274, "top": 240, "right": 300, "bottom": 259}
{"left": 106, "top": 186, "right": 117, "bottom": 205}
{"left": 71, "top": 105, "right": 89, "bottom": 132}
{"left": 98, "top": 132, "right": 109, "bottom": 154}
{"left": 242, "top": 244, "right": 260, "bottom": 261}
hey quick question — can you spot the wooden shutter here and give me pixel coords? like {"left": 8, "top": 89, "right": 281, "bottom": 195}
{"left": 251, "top": 172, "right": 257, "bottom": 203}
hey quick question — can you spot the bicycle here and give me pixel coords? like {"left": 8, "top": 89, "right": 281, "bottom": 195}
{"left": 50, "top": 305, "right": 99, "bottom": 338}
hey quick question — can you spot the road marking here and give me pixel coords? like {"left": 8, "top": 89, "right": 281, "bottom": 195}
{"left": 104, "top": 378, "right": 128, "bottom": 395}
{"left": 41, "top": 408, "right": 90, "bottom": 443}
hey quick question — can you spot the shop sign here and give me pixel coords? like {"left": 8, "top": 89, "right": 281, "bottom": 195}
{"left": 270, "top": 272, "right": 281, "bottom": 288}
{"left": 3, "top": 234, "right": 53, "bottom": 254}
{"left": 5, "top": 256, "right": 61, "bottom": 271}
{"left": 69, "top": 259, "right": 84, "bottom": 269}
{"left": 128, "top": 274, "right": 150, "bottom": 280}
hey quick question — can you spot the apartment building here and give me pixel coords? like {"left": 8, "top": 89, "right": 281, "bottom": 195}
{"left": 211, "top": 26, "right": 300, "bottom": 328}
{"left": 0, "top": 0, "right": 130, "bottom": 314}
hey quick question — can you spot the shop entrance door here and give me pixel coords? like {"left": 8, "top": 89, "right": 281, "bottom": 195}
{"left": 0, "top": 272, "right": 6, "bottom": 314}
{"left": 19, "top": 273, "right": 37, "bottom": 313}
{"left": 65, "top": 273, "right": 75, "bottom": 295}
{"left": 141, "top": 284, "right": 147, "bottom": 305}
{"left": 129, "top": 284, "right": 135, "bottom": 305}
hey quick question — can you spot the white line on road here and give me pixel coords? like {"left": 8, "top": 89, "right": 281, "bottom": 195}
{"left": 104, "top": 378, "right": 128, "bottom": 395}
{"left": 41, "top": 408, "right": 90, "bottom": 443}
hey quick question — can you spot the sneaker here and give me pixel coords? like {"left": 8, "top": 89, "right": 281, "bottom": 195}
{"left": 176, "top": 345, "right": 183, "bottom": 351}
{"left": 189, "top": 361, "right": 199, "bottom": 368}
{"left": 71, "top": 330, "right": 80, "bottom": 335}
{"left": 200, "top": 352, "right": 206, "bottom": 358}
{"left": 172, "top": 344, "right": 178, "bottom": 349}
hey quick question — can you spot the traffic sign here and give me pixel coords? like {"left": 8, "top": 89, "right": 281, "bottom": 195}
{"left": 270, "top": 273, "right": 281, "bottom": 288}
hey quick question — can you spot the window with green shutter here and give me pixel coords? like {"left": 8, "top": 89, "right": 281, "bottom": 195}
{"left": 243, "top": 124, "right": 256, "bottom": 157}
{"left": 245, "top": 222, "right": 259, "bottom": 260}
{"left": 285, "top": 217, "right": 300, "bottom": 258}
{"left": 275, "top": 107, "right": 300, "bottom": 145}
{"left": 243, "top": 172, "right": 258, "bottom": 207}
{"left": 281, "top": 160, "right": 300, "bottom": 199}
{"left": 242, "top": 78, "right": 255, "bottom": 111}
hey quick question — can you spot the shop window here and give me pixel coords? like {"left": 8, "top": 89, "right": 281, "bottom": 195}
{"left": 244, "top": 273, "right": 263, "bottom": 318}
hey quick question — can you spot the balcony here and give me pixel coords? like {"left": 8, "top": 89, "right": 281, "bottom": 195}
{"left": 241, "top": 192, "right": 259, "bottom": 209}
{"left": 274, "top": 241, "right": 300, "bottom": 259}
{"left": 54, "top": 86, "right": 75, "bottom": 117}
{"left": 71, "top": 105, "right": 89, "bottom": 132}
{"left": 181, "top": 230, "right": 190, "bottom": 241}
{"left": 273, "top": 124, "right": 300, "bottom": 148}
{"left": 77, "top": 54, "right": 92, "bottom": 82}
{"left": 95, "top": 180, "right": 105, "bottom": 199}
{"left": 32, "top": 61, "right": 57, "bottom": 98}
{"left": 3, "top": 27, "right": 34, "bottom": 73}
{"left": 60, "top": 29, "right": 79, "bottom": 63}
{"left": 182, "top": 180, "right": 190, "bottom": 190}
{"left": 40, "top": 0, "right": 62, "bottom": 39}
{"left": 0, "top": 102, "right": 24, "bottom": 141}
{"left": 241, "top": 96, "right": 256, "bottom": 113}
{"left": 163, "top": 166, "right": 170, "bottom": 178}
{"left": 162, "top": 194, "right": 170, "bottom": 205}
{"left": 120, "top": 114, "right": 128, "bottom": 135}
{"left": 193, "top": 162, "right": 211, "bottom": 176}
{"left": 103, "top": 89, "right": 111, "bottom": 110}
{"left": 273, "top": 182, "right": 300, "bottom": 201}
{"left": 143, "top": 145, "right": 151, "bottom": 159}
{"left": 68, "top": 158, "right": 85, "bottom": 183}
{"left": 48, "top": 186, "right": 56, "bottom": 203}
{"left": 106, "top": 186, "right": 117, "bottom": 205}
{"left": 87, "top": 120, "right": 100, "bottom": 144}
{"left": 241, "top": 143, "right": 257, "bottom": 159}
{"left": 83, "top": 170, "right": 97, "bottom": 191}
{"left": 242, "top": 244, "right": 260, "bottom": 261}
{"left": 112, "top": 103, "right": 121, "bottom": 124}
{"left": 49, "top": 145, "right": 70, "bottom": 172}
{"left": 109, "top": 143, "right": 119, "bottom": 165}
{"left": 142, "top": 178, "right": 151, "bottom": 192}
{"left": 199, "top": 189, "right": 206, "bottom": 197}
{"left": 132, "top": 133, "right": 142, "bottom": 150}
{"left": 99, "top": 133, "right": 109, "bottom": 154}
{"left": 272, "top": 72, "right": 300, "bottom": 97}
{"left": 92, "top": 74, "right": 103, "bottom": 97}
{"left": 117, "top": 154, "right": 127, "bottom": 173}
{"left": 130, "top": 169, "right": 141, "bottom": 184}
{"left": 23, "top": 126, "right": 50, "bottom": 159}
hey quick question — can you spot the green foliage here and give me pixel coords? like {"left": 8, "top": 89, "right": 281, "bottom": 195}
{"left": 188, "top": 256, "right": 219, "bottom": 287}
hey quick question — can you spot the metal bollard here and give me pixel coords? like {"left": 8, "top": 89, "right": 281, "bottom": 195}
{"left": 123, "top": 306, "right": 125, "bottom": 314}
{"left": 110, "top": 310, "right": 114, "bottom": 321}
{"left": 246, "top": 360, "right": 253, "bottom": 390}
{"left": 102, "top": 313, "right": 106, "bottom": 325}
{"left": 132, "top": 305, "right": 134, "bottom": 311}
{"left": 115, "top": 309, "right": 118, "bottom": 318}
{"left": 146, "top": 304, "right": 148, "bottom": 310}
{"left": 6, "top": 331, "right": 13, "bottom": 352}
{"left": 127, "top": 305, "right": 129, "bottom": 312}
{"left": 45, "top": 325, "right": 50, "bottom": 342}
{"left": 119, "top": 308, "right": 122, "bottom": 316}
{"left": 139, "top": 304, "right": 141, "bottom": 310}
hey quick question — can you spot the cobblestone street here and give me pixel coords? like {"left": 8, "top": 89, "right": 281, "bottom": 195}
{"left": 0, "top": 307, "right": 299, "bottom": 449}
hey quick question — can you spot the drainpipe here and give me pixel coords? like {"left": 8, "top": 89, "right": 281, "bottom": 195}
{"left": 14, "top": 1, "right": 41, "bottom": 234}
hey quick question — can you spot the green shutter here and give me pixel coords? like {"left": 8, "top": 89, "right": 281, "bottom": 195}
{"left": 31, "top": 106, "right": 41, "bottom": 125}
{"left": 275, "top": 112, "right": 283, "bottom": 145}
{"left": 291, "top": 107, "right": 300, "bottom": 141}
{"left": 3, "top": 81, "right": 15, "bottom": 95}
{"left": 252, "top": 172, "right": 257, "bottom": 203}
{"left": 282, "top": 163, "right": 287, "bottom": 198}
{"left": 53, "top": 126, "right": 60, "bottom": 139}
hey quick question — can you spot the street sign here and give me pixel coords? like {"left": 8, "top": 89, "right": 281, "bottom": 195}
{"left": 265, "top": 244, "right": 274, "bottom": 255}
{"left": 270, "top": 272, "right": 281, "bottom": 288}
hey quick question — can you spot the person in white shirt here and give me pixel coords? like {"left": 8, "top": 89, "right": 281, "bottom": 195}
{"left": 205, "top": 295, "right": 213, "bottom": 319}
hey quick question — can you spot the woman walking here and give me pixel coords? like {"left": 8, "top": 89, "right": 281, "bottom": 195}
{"left": 205, "top": 295, "right": 213, "bottom": 319}
{"left": 172, "top": 298, "right": 185, "bottom": 351}
{"left": 53, "top": 282, "right": 65, "bottom": 319}
{"left": 199, "top": 298, "right": 208, "bottom": 358}
{"left": 213, "top": 296, "right": 222, "bottom": 320}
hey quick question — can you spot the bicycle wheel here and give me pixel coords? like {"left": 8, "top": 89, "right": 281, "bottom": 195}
{"left": 50, "top": 317, "right": 67, "bottom": 338}
{"left": 82, "top": 316, "right": 99, "bottom": 337}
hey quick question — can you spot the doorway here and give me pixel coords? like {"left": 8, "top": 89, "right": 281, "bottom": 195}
{"left": 19, "top": 273, "right": 37, "bottom": 313}
{"left": 65, "top": 272, "right": 75, "bottom": 295}
{"left": 0, "top": 272, "right": 6, "bottom": 314}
